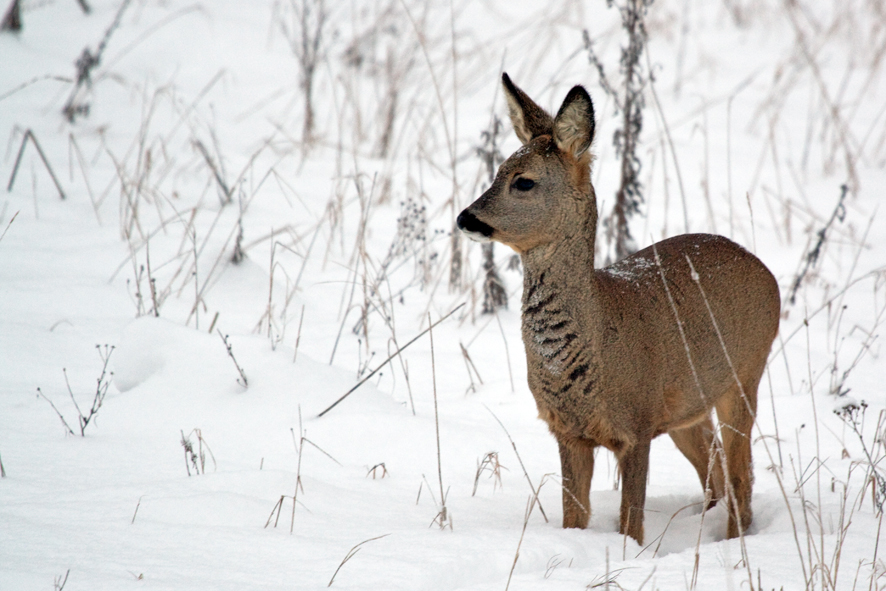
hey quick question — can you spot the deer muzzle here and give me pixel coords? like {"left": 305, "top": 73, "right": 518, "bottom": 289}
{"left": 456, "top": 209, "right": 494, "bottom": 243}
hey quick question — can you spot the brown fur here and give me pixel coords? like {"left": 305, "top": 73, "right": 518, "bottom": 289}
{"left": 457, "top": 74, "right": 780, "bottom": 544}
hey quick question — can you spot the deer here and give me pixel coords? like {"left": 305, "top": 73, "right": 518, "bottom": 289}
{"left": 457, "top": 74, "right": 780, "bottom": 544}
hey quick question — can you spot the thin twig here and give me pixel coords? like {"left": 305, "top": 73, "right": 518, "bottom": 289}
{"left": 53, "top": 569, "right": 70, "bottom": 591}
{"left": 787, "top": 184, "right": 848, "bottom": 306}
{"left": 0, "top": 210, "right": 19, "bottom": 243}
{"left": 505, "top": 495, "right": 534, "bottom": 591}
{"left": 484, "top": 405, "right": 548, "bottom": 523}
{"left": 208, "top": 312, "right": 219, "bottom": 334}
{"left": 460, "top": 341, "right": 483, "bottom": 394}
{"left": 217, "top": 330, "right": 248, "bottom": 387}
{"left": 291, "top": 408, "right": 304, "bottom": 534}
{"left": 264, "top": 495, "right": 285, "bottom": 529}
{"left": 327, "top": 534, "right": 390, "bottom": 587}
{"left": 645, "top": 51, "right": 688, "bottom": 234}
{"left": 293, "top": 304, "right": 306, "bottom": 362}
{"left": 0, "top": 75, "right": 73, "bottom": 103}
{"left": 493, "top": 311, "right": 514, "bottom": 393}
{"left": 7, "top": 130, "right": 67, "bottom": 199}
{"left": 317, "top": 303, "right": 465, "bottom": 418}
{"left": 131, "top": 496, "right": 143, "bottom": 524}
{"left": 429, "top": 312, "right": 450, "bottom": 530}
{"left": 68, "top": 134, "right": 99, "bottom": 222}
{"left": 870, "top": 509, "right": 884, "bottom": 591}
{"left": 36, "top": 387, "right": 76, "bottom": 436}
{"left": 193, "top": 140, "right": 232, "bottom": 204}
{"left": 639, "top": 501, "right": 703, "bottom": 558}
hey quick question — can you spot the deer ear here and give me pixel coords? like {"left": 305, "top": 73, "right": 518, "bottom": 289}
{"left": 553, "top": 85, "right": 595, "bottom": 158}
{"left": 502, "top": 73, "right": 554, "bottom": 145}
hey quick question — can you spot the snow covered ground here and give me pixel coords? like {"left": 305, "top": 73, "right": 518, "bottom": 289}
{"left": 1, "top": 1, "right": 885, "bottom": 589}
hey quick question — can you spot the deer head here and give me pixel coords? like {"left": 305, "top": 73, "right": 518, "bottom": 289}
{"left": 457, "top": 73, "right": 598, "bottom": 254}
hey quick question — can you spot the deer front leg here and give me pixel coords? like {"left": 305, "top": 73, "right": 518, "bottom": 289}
{"left": 558, "top": 437, "right": 595, "bottom": 528}
{"left": 618, "top": 438, "right": 651, "bottom": 544}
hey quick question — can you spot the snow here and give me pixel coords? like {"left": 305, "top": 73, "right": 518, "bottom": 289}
{"left": 2, "top": 1, "right": 885, "bottom": 590}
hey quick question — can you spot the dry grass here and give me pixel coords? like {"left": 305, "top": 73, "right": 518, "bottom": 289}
{"left": 180, "top": 428, "right": 216, "bottom": 476}
{"left": 35, "top": 345, "right": 115, "bottom": 437}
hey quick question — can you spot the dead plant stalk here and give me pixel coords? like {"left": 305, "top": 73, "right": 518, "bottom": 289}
{"left": 429, "top": 312, "right": 450, "bottom": 530}
{"left": 7, "top": 129, "right": 66, "bottom": 200}
{"left": 217, "top": 330, "right": 248, "bottom": 387}
{"left": 317, "top": 303, "right": 464, "bottom": 418}
{"left": 484, "top": 405, "right": 548, "bottom": 523}
{"left": 35, "top": 345, "right": 115, "bottom": 437}
{"left": 327, "top": 534, "right": 389, "bottom": 587}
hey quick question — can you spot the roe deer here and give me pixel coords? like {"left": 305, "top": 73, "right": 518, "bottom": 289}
{"left": 457, "top": 74, "right": 780, "bottom": 544}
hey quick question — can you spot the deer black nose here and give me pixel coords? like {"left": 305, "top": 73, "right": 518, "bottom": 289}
{"left": 456, "top": 209, "right": 494, "bottom": 238}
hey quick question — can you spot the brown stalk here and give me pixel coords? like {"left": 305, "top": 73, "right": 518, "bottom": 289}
{"left": 484, "top": 405, "right": 548, "bottom": 523}
{"left": 327, "top": 534, "right": 390, "bottom": 587}
{"left": 429, "top": 311, "right": 450, "bottom": 530}
{"left": 7, "top": 129, "right": 66, "bottom": 200}
{"left": 317, "top": 303, "right": 464, "bottom": 418}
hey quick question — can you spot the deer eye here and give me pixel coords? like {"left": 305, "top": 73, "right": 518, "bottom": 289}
{"left": 514, "top": 177, "right": 535, "bottom": 191}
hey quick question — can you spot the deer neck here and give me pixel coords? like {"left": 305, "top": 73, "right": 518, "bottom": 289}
{"left": 519, "top": 226, "right": 602, "bottom": 378}
{"left": 518, "top": 184, "right": 602, "bottom": 381}
{"left": 520, "top": 224, "right": 599, "bottom": 310}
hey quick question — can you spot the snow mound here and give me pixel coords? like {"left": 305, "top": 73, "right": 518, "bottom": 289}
{"left": 113, "top": 317, "right": 171, "bottom": 392}
{"left": 113, "top": 317, "right": 228, "bottom": 393}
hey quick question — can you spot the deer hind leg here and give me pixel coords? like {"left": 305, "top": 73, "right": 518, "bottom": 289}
{"left": 715, "top": 374, "right": 760, "bottom": 538}
{"left": 617, "top": 438, "right": 651, "bottom": 545}
{"left": 668, "top": 415, "right": 726, "bottom": 509}
{"left": 557, "top": 437, "right": 595, "bottom": 529}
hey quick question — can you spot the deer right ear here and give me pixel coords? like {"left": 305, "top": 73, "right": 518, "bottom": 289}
{"left": 553, "top": 85, "right": 595, "bottom": 159}
{"left": 502, "top": 73, "right": 554, "bottom": 145}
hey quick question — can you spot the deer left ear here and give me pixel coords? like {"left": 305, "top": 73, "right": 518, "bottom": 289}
{"left": 553, "top": 85, "right": 595, "bottom": 159}
{"left": 502, "top": 72, "right": 554, "bottom": 145}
